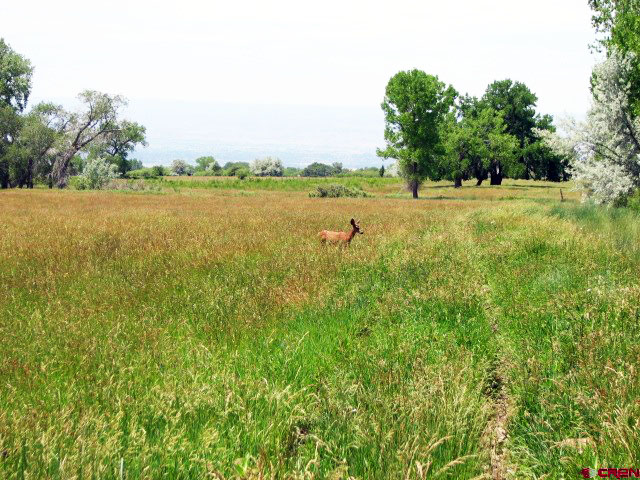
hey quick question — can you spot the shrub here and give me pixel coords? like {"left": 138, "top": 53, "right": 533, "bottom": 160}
{"left": 309, "top": 184, "right": 371, "bottom": 198}
{"left": 223, "top": 162, "right": 250, "bottom": 176}
{"left": 73, "top": 157, "right": 119, "bottom": 190}
{"left": 623, "top": 188, "right": 640, "bottom": 212}
{"left": 152, "top": 165, "right": 168, "bottom": 177}
{"left": 302, "top": 162, "right": 335, "bottom": 177}
{"left": 236, "top": 167, "right": 250, "bottom": 180}
{"left": 128, "top": 168, "right": 156, "bottom": 179}
{"left": 250, "top": 157, "right": 284, "bottom": 177}
{"left": 69, "top": 175, "right": 91, "bottom": 190}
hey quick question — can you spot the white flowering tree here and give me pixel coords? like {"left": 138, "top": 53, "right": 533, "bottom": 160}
{"left": 538, "top": 50, "right": 640, "bottom": 204}
{"left": 250, "top": 156, "right": 284, "bottom": 177}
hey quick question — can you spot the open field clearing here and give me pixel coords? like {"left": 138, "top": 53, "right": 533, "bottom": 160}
{"left": 1, "top": 180, "right": 639, "bottom": 478}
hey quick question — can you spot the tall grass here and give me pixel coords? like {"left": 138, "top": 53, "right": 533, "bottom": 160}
{"left": 0, "top": 182, "right": 638, "bottom": 478}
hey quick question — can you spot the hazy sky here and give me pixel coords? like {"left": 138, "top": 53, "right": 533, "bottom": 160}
{"left": 1, "top": 0, "right": 599, "bottom": 166}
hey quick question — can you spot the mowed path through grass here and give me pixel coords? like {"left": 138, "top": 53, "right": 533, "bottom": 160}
{"left": 1, "top": 182, "right": 639, "bottom": 478}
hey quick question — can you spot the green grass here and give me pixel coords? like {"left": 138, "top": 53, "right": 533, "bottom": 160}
{"left": 1, "top": 183, "right": 639, "bottom": 478}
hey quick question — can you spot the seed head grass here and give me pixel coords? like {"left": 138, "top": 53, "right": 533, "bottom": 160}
{"left": 0, "top": 179, "right": 637, "bottom": 478}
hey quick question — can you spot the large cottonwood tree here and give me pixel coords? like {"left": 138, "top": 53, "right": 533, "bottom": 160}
{"left": 52, "top": 91, "right": 127, "bottom": 188}
{"left": 377, "top": 70, "right": 456, "bottom": 198}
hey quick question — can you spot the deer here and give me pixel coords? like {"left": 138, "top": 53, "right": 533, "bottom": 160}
{"left": 319, "top": 218, "right": 364, "bottom": 247}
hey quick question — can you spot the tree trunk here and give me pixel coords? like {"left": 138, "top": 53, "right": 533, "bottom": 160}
{"left": 411, "top": 162, "right": 419, "bottom": 199}
{"left": 476, "top": 178, "right": 483, "bottom": 186}
{"left": 54, "top": 152, "right": 74, "bottom": 188}
{"left": 454, "top": 176, "right": 462, "bottom": 188}
{"left": 490, "top": 172, "right": 503, "bottom": 185}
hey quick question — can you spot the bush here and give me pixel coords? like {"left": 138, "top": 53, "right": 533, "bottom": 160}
{"left": 223, "top": 162, "right": 250, "bottom": 176}
{"left": 69, "top": 176, "right": 91, "bottom": 190}
{"left": 250, "top": 156, "right": 284, "bottom": 177}
{"left": 128, "top": 168, "right": 158, "bottom": 179}
{"left": 73, "top": 157, "right": 119, "bottom": 190}
{"left": 283, "top": 167, "right": 302, "bottom": 177}
{"left": 623, "top": 188, "right": 640, "bottom": 212}
{"left": 236, "top": 167, "right": 250, "bottom": 180}
{"left": 309, "top": 184, "right": 371, "bottom": 198}
{"left": 302, "top": 162, "right": 335, "bottom": 177}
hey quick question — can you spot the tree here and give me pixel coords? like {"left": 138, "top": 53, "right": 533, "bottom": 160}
{"left": 171, "top": 159, "right": 193, "bottom": 176}
{"left": 377, "top": 70, "right": 457, "bottom": 198}
{"left": 222, "top": 162, "right": 250, "bottom": 176}
{"left": 443, "top": 105, "right": 519, "bottom": 187}
{"left": 589, "top": 0, "right": 640, "bottom": 114}
{"left": 301, "top": 162, "right": 335, "bottom": 177}
{"left": 283, "top": 167, "right": 301, "bottom": 177}
{"left": 539, "top": 49, "right": 640, "bottom": 204}
{"left": 250, "top": 156, "right": 284, "bottom": 176}
{"left": 52, "top": 91, "right": 127, "bottom": 188}
{"left": 195, "top": 156, "right": 220, "bottom": 173}
{"left": 0, "top": 39, "right": 33, "bottom": 113}
{"left": 0, "top": 39, "right": 33, "bottom": 188}
{"left": 478, "top": 80, "right": 567, "bottom": 182}
{"left": 11, "top": 102, "right": 68, "bottom": 188}
{"left": 88, "top": 120, "right": 147, "bottom": 175}
{"left": 379, "top": 164, "right": 385, "bottom": 177}
{"left": 128, "top": 159, "right": 143, "bottom": 171}
{"left": 331, "top": 162, "right": 343, "bottom": 175}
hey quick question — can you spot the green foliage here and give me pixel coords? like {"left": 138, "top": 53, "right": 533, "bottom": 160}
{"left": 379, "top": 165, "right": 385, "bottom": 177}
{"left": 336, "top": 167, "right": 380, "bottom": 178}
{"left": 223, "top": 162, "right": 250, "bottom": 176}
{"left": 0, "top": 38, "right": 33, "bottom": 113}
{"left": 88, "top": 121, "right": 147, "bottom": 175}
{"left": 127, "top": 166, "right": 168, "bottom": 179}
{"left": 377, "top": 69, "right": 457, "bottom": 197}
{"left": 443, "top": 104, "right": 520, "bottom": 186}
{"left": 308, "top": 184, "right": 371, "bottom": 198}
{"left": 301, "top": 162, "right": 338, "bottom": 177}
{"left": 478, "top": 80, "right": 568, "bottom": 181}
{"left": 68, "top": 175, "right": 91, "bottom": 190}
{"left": 236, "top": 167, "right": 250, "bottom": 179}
{"left": 195, "top": 155, "right": 221, "bottom": 174}
{"left": 283, "top": 166, "right": 301, "bottom": 177}
{"left": 0, "top": 39, "right": 33, "bottom": 188}
{"left": 152, "top": 165, "right": 166, "bottom": 177}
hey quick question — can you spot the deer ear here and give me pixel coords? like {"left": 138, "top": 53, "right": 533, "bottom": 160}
{"left": 350, "top": 218, "right": 356, "bottom": 226}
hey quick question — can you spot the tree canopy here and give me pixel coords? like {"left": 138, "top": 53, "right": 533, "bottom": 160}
{"left": 377, "top": 69, "right": 457, "bottom": 198}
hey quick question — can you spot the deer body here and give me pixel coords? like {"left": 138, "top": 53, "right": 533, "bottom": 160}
{"left": 319, "top": 218, "right": 363, "bottom": 246}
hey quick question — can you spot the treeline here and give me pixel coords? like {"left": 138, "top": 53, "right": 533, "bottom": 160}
{"left": 138, "top": 158, "right": 389, "bottom": 180}
{"left": 378, "top": 73, "right": 570, "bottom": 198}
{"left": 0, "top": 39, "right": 147, "bottom": 189}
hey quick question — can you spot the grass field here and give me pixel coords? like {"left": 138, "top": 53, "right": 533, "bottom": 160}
{"left": 1, "top": 178, "right": 639, "bottom": 479}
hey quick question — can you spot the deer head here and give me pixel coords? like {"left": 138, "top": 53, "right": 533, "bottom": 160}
{"left": 350, "top": 218, "right": 364, "bottom": 235}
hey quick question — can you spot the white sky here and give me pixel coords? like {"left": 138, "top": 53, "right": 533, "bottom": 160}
{"left": 1, "top": 0, "right": 599, "bottom": 166}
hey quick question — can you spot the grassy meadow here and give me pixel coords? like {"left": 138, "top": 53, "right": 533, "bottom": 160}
{"left": 1, "top": 178, "right": 639, "bottom": 479}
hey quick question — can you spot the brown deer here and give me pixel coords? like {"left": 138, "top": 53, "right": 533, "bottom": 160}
{"left": 319, "top": 218, "right": 364, "bottom": 246}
